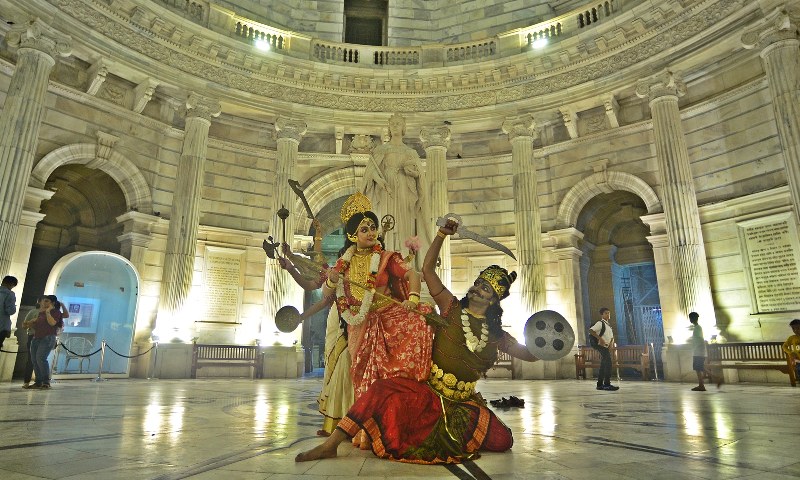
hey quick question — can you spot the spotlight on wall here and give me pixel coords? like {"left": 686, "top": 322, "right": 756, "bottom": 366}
{"left": 531, "top": 38, "right": 549, "bottom": 49}
{"left": 255, "top": 39, "right": 271, "bottom": 51}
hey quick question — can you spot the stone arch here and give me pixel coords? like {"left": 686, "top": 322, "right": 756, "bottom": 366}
{"left": 29, "top": 143, "right": 153, "bottom": 213}
{"left": 556, "top": 170, "right": 662, "bottom": 229}
{"left": 292, "top": 165, "right": 365, "bottom": 235}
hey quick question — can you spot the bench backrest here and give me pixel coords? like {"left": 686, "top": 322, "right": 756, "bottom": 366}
{"left": 577, "top": 344, "right": 649, "bottom": 362}
{"left": 706, "top": 342, "right": 785, "bottom": 362}
{"left": 193, "top": 344, "right": 261, "bottom": 361}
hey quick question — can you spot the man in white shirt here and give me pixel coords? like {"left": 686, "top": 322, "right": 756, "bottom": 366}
{"left": 589, "top": 307, "right": 619, "bottom": 391}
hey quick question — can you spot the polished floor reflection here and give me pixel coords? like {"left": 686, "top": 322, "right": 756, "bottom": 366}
{"left": 0, "top": 378, "right": 797, "bottom": 479}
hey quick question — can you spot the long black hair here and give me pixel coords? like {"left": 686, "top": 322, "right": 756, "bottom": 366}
{"left": 459, "top": 296, "right": 504, "bottom": 340}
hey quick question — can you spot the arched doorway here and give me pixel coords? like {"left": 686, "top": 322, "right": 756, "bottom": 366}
{"left": 300, "top": 195, "right": 348, "bottom": 372}
{"left": 45, "top": 251, "right": 140, "bottom": 377}
{"left": 21, "top": 164, "right": 127, "bottom": 307}
{"left": 578, "top": 190, "right": 664, "bottom": 377}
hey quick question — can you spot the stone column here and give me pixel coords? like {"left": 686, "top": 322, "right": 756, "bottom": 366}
{"left": 640, "top": 212, "right": 682, "bottom": 340}
{"left": 420, "top": 125, "right": 451, "bottom": 286}
{"left": 636, "top": 70, "right": 715, "bottom": 324}
{"left": 548, "top": 228, "right": 585, "bottom": 342}
{"left": 502, "top": 116, "right": 546, "bottom": 313}
{"left": 743, "top": 10, "right": 800, "bottom": 224}
{"left": 0, "top": 19, "right": 71, "bottom": 275}
{"left": 117, "top": 211, "right": 159, "bottom": 343}
{"left": 157, "top": 94, "right": 221, "bottom": 333}
{"left": 11, "top": 188, "right": 54, "bottom": 299}
{"left": 264, "top": 118, "right": 307, "bottom": 334}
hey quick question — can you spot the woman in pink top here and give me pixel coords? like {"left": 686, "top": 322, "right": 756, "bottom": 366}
{"left": 25, "top": 295, "right": 64, "bottom": 389}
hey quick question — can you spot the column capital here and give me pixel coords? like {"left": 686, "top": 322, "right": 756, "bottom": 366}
{"left": 501, "top": 115, "right": 537, "bottom": 141}
{"left": 419, "top": 125, "right": 451, "bottom": 150}
{"left": 636, "top": 69, "right": 686, "bottom": 103}
{"left": 275, "top": 117, "right": 308, "bottom": 143}
{"left": 548, "top": 227, "right": 585, "bottom": 249}
{"left": 6, "top": 18, "right": 72, "bottom": 61}
{"left": 116, "top": 211, "right": 160, "bottom": 234}
{"left": 184, "top": 93, "right": 221, "bottom": 121}
{"left": 742, "top": 8, "right": 800, "bottom": 53}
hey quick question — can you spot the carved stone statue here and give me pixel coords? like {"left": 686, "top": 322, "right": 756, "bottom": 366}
{"left": 362, "top": 113, "right": 432, "bottom": 265}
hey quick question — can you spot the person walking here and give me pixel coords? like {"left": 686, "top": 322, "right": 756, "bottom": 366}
{"left": 689, "top": 312, "right": 708, "bottom": 391}
{"left": 0, "top": 275, "right": 18, "bottom": 350}
{"left": 589, "top": 307, "right": 619, "bottom": 391}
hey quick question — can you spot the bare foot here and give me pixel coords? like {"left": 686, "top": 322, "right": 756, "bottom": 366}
{"left": 295, "top": 444, "right": 338, "bottom": 462}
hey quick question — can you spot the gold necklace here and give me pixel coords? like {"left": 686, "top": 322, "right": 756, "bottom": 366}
{"left": 464, "top": 307, "right": 486, "bottom": 319}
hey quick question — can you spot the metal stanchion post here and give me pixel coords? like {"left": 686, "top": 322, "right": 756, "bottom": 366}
{"left": 614, "top": 342, "right": 621, "bottom": 382}
{"left": 650, "top": 342, "right": 659, "bottom": 380}
{"left": 92, "top": 339, "right": 107, "bottom": 382}
{"left": 49, "top": 341, "right": 59, "bottom": 384}
{"left": 148, "top": 341, "right": 159, "bottom": 380}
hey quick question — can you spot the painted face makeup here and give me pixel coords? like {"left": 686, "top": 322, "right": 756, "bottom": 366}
{"left": 356, "top": 219, "right": 378, "bottom": 249}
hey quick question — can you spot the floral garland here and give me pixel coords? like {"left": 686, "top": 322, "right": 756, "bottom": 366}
{"left": 334, "top": 244, "right": 382, "bottom": 325}
{"left": 462, "top": 310, "right": 489, "bottom": 352}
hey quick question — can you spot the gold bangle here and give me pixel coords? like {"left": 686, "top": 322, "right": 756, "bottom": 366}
{"left": 436, "top": 230, "right": 447, "bottom": 239}
{"left": 408, "top": 291, "right": 420, "bottom": 297}
{"left": 325, "top": 278, "right": 336, "bottom": 289}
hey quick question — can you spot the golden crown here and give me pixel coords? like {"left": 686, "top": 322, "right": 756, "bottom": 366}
{"left": 340, "top": 192, "right": 372, "bottom": 224}
{"left": 478, "top": 266, "right": 512, "bottom": 298}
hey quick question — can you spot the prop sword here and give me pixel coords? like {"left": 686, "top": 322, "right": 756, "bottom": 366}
{"left": 288, "top": 179, "right": 315, "bottom": 219}
{"left": 435, "top": 212, "right": 517, "bottom": 261}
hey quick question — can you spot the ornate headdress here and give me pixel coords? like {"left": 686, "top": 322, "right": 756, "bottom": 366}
{"left": 478, "top": 265, "right": 517, "bottom": 300}
{"left": 341, "top": 192, "right": 376, "bottom": 242}
{"left": 340, "top": 192, "right": 372, "bottom": 224}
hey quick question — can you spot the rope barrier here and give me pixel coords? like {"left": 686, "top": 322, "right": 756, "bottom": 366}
{"left": 57, "top": 342, "right": 102, "bottom": 358}
{"left": 105, "top": 343, "right": 155, "bottom": 359}
{"left": 2, "top": 342, "right": 154, "bottom": 358}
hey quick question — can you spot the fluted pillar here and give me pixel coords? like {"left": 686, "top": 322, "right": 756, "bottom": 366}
{"left": 158, "top": 94, "right": 221, "bottom": 333}
{"left": 549, "top": 228, "right": 585, "bottom": 343}
{"left": 502, "top": 116, "right": 546, "bottom": 313}
{"left": 420, "top": 125, "right": 451, "bottom": 286}
{"left": 636, "top": 70, "right": 715, "bottom": 324}
{"left": 264, "top": 118, "right": 307, "bottom": 332}
{"left": 0, "top": 19, "right": 71, "bottom": 275}
{"left": 743, "top": 9, "right": 800, "bottom": 223}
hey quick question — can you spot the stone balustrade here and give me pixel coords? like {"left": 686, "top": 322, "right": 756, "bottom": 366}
{"left": 311, "top": 41, "right": 420, "bottom": 66}
{"left": 161, "top": 0, "right": 623, "bottom": 67}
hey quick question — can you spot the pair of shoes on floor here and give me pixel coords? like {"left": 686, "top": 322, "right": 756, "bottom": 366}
{"left": 691, "top": 385, "right": 706, "bottom": 391}
{"left": 23, "top": 383, "right": 41, "bottom": 389}
{"left": 40, "top": 384, "right": 50, "bottom": 389}
{"left": 597, "top": 384, "right": 620, "bottom": 391}
{"left": 489, "top": 396, "right": 525, "bottom": 408}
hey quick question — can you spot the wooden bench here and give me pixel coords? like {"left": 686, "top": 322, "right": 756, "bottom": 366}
{"left": 575, "top": 344, "right": 651, "bottom": 381}
{"left": 191, "top": 343, "right": 264, "bottom": 379}
{"left": 706, "top": 342, "right": 796, "bottom": 387}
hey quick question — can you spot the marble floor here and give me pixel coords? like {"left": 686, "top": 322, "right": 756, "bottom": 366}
{"left": 0, "top": 377, "right": 797, "bottom": 480}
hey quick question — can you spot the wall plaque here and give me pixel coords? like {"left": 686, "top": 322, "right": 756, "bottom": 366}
{"left": 739, "top": 213, "right": 800, "bottom": 313}
{"left": 203, "top": 247, "right": 245, "bottom": 323}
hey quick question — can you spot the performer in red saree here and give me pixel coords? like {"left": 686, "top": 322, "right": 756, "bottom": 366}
{"left": 327, "top": 192, "right": 433, "bottom": 401}
{"left": 296, "top": 219, "right": 539, "bottom": 464}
